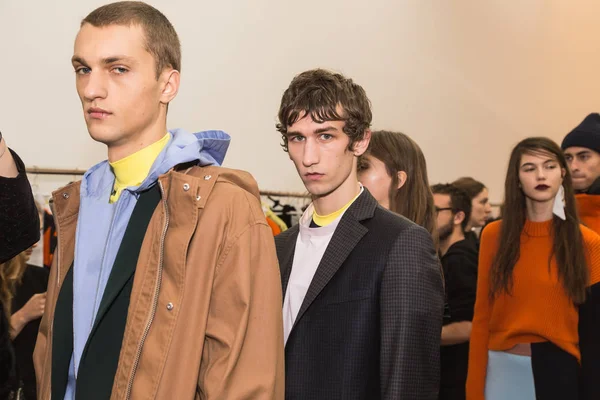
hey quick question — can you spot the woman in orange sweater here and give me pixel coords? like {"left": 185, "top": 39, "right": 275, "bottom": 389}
{"left": 467, "top": 137, "right": 600, "bottom": 400}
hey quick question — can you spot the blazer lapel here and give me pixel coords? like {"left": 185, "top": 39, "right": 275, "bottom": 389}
{"left": 277, "top": 225, "right": 299, "bottom": 297}
{"left": 291, "top": 190, "right": 378, "bottom": 331}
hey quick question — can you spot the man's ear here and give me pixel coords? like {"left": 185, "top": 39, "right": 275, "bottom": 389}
{"left": 454, "top": 210, "right": 465, "bottom": 226}
{"left": 159, "top": 68, "right": 180, "bottom": 105}
{"left": 353, "top": 129, "right": 371, "bottom": 156}
{"left": 397, "top": 171, "right": 408, "bottom": 189}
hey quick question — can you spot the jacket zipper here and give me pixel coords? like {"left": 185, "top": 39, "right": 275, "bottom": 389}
{"left": 125, "top": 181, "right": 169, "bottom": 400}
{"left": 49, "top": 199, "right": 59, "bottom": 286}
{"left": 46, "top": 199, "right": 59, "bottom": 400}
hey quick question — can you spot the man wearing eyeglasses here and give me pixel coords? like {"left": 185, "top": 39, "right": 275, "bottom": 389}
{"left": 431, "top": 183, "right": 478, "bottom": 400}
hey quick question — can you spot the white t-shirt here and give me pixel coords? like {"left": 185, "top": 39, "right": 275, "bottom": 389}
{"left": 283, "top": 186, "right": 363, "bottom": 344}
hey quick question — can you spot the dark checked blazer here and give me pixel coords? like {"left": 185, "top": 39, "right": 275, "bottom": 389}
{"left": 275, "top": 189, "right": 445, "bottom": 400}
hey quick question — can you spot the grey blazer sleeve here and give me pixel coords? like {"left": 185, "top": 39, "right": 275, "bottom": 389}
{"left": 380, "top": 224, "right": 444, "bottom": 400}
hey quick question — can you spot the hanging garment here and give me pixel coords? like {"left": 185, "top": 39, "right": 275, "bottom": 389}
{"left": 263, "top": 203, "right": 288, "bottom": 234}
{"left": 266, "top": 217, "right": 282, "bottom": 236}
{"left": 43, "top": 210, "right": 57, "bottom": 269}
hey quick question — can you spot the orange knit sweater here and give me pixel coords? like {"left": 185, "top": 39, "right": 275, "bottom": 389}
{"left": 577, "top": 194, "right": 600, "bottom": 235}
{"left": 466, "top": 219, "right": 600, "bottom": 399}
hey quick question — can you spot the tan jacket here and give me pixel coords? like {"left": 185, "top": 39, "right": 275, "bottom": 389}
{"left": 34, "top": 166, "right": 285, "bottom": 399}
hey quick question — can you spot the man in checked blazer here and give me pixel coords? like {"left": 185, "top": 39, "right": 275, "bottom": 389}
{"left": 274, "top": 69, "right": 445, "bottom": 400}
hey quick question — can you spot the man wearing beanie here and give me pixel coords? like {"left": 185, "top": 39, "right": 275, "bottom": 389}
{"left": 562, "top": 113, "right": 600, "bottom": 233}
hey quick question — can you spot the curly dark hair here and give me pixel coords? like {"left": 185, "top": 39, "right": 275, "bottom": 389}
{"left": 452, "top": 177, "right": 486, "bottom": 201}
{"left": 276, "top": 69, "right": 372, "bottom": 152}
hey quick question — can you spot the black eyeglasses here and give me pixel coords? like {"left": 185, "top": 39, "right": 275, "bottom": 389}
{"left": 435, "top": 207, "right": 453, "bottom": 214}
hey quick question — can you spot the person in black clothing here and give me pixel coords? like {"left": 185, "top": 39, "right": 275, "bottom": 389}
{"left": 432, "top": 183, "right": 479, "bottom": 400}
{"left": 275, "top": 69, "right": 444, "bottom": 399}
{"left": 562, "top": 113, "right": 600, "bottom": 235}
{"left": 0, "top": 132, "right": 40, "bottom": 264}
{"left": 452, "top": 177, "right": 492, "bottom": 249}
{"left": 562, "top": 113, "right": 600, "bottom": 194}
{"left": 5, "top": 247, "right": 49, "bottom": 400}
{"left": 0, "top": 304, "right": 17, "bottom": 399}
{"left": 0, "top": 131, "right": 40, "bottom": 397}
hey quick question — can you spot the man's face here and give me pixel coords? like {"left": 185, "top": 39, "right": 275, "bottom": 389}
{"left": 286, "top": 114, "right": 367, "bottom": 199}
{"left": 564, "top": 146, "right": 600, "bottom": 191}
{"left": 434, "top": 193, "right": 455, "bottom": 241}
{"left": 72, "top": 23, "right": 167, "bottom": 149}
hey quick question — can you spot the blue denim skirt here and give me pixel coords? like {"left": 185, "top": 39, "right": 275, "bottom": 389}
{"left": 485, "top": 350, "right": 536, "bottom": 399}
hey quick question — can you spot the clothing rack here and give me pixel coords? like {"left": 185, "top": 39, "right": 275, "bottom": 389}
{"left": 26, "top": 167, "right": 311, "bottom": 198}
{"left": 25, "top": 167, "right": 500, "bottom": 204}
{"left": 26, "top": 167, "right": 86, "bottom": 175}
{"left": 260, "top": 190, "right": 310, "bottom": 198}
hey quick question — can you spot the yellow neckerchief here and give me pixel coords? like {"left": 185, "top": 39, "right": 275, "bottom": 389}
{"left": 312, "top": 188, "right": 362, "bottom": 227}
{"left": 109, "top": 133, "right": 170, "bottom": 203}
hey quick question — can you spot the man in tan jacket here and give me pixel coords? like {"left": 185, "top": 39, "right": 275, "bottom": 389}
{"left": 33, "top": 2, "right": 284, "bottom": 399}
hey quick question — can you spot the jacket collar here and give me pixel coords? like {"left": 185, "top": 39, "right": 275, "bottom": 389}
{"left": 51, "top": 181, "right": 82, "bottom": 225}
{"left": 281, "top": 189, "right": 379, "bottom": 329}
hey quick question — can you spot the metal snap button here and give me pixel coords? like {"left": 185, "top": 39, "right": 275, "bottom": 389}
{"left": 63, "top": 193, "right": 70, "bottom": 199}
{"left": 204, "top": 175, "right": 212, "bottom": 181}
{"left": 166, "top": 302, "right": 174, "bottom": 311}
{"left": 183, "top": 183, "right": 190, "bottom": 191}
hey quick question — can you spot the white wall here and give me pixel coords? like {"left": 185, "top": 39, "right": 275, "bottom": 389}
{"left": 1, "top": 0, "right": 599, "bottom": 203}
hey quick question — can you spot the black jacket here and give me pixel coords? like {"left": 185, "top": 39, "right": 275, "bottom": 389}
{"left": 439, "top": 239, "right": 478, "bottom": 400}
{"left": 0, "top": 304, "right": 16, "bottom": 399}
{"left": 12, "top": 265, "right": 50, "bottom": 400}
{"left": 276, "top": 190, "right": 444, "bottom": 400}
{"left": 0, "top": 149, "right": 40, "bottom": 264}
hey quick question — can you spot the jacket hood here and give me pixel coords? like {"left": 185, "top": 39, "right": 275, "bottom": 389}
{"left": 81, "top": 129, "right": 231, "bottom": 197}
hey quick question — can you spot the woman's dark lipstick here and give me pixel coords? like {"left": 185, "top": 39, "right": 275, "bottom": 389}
{"left": 535, "top": 184, "right": 550, "bottom": 190}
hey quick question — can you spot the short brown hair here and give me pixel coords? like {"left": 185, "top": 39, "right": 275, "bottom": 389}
{"left": 82, "top": 1, "right": 181, "bottom": 79}
{"left": 452, "top": 177, "right": 486, "bottom": 201}
{"left": 276, "top": 69, "right": 372, "bottom": 152}
{"left": 359, "top": 130, "right": 436, "bottom": 239}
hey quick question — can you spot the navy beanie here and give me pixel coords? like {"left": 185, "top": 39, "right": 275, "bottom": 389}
{"left": 561, "top": 113, "right": 600, "bottom": 153}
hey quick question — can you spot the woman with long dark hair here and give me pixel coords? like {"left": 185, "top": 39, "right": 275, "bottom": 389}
{"left": 358, "top": 130, "right": 436, "bottom": 238}
{"left": 467, "top": 137, "right": 600, "bottom": 399}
